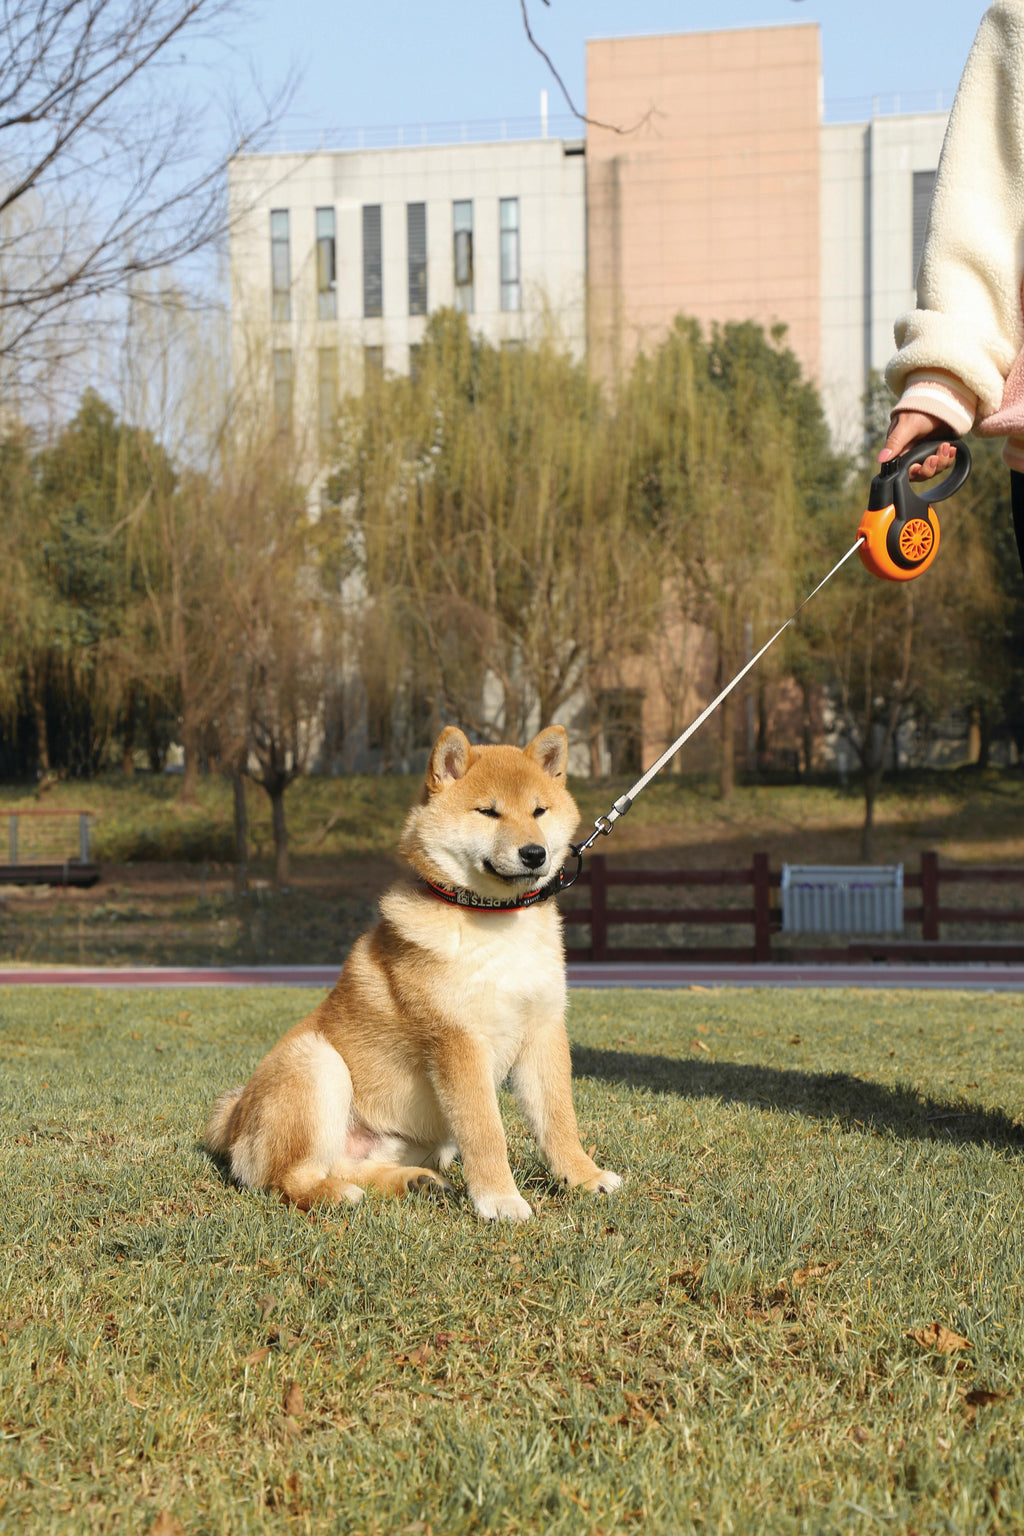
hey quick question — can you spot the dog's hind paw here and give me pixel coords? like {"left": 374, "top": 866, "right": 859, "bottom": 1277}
{"left": 580, "top": 1169, "right": 623, "bottom": 1196}
{"left": 405, "top": 1170, "right": 454, "bottom": 1197}
{"left": 473, "top": 1191, "right": 533, "bottom": 1223}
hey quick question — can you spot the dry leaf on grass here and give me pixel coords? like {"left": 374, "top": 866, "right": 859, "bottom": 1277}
{"left": 962, "top": 1387, "right": 1009, "bottom": 1408}
{"left": 690, "top": 1040, "right": 711, "bottom": 1054}
{"left": 282, "top": 1380, "right": 304, "bottom": 1417}
{"left": 267, "top": 1324, "right": 301, "bottom": 1351}
{"left": 257, "top": 1294, "right": 277, "bottom": 1322}
{"left": 907, "top": 1321, "right": 973, "bottom": 1354}
{"left": 239, "top": 1346, "right": 271, "bottom": 1367}
{"left": 792, "top": 1260, "right": 841, "bottom": 1287}
{"left": 394, "top": 1344, "right": 433, "bottom": 1367}
{"left": 148, "top": 1515, "right": 186, "bottom": 1536}
{"left": 667, "top": 1263, "right": 704, "bottom": 1288}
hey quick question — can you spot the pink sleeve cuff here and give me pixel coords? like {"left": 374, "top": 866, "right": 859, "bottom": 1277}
{"left": 893, "top": 370, "right": 977, "bottom": 437}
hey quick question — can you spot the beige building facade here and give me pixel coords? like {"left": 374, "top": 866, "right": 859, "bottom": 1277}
{"left": 228, "top": 136, "right": 586, "bottom": 468}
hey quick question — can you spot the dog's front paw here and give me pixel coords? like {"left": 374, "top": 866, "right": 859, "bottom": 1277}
{"left": 579, "top": 1169, "right": 623, "bottom": 1196}
{"left": 473, "top": 1191, "right": 533, "bottom": 1223}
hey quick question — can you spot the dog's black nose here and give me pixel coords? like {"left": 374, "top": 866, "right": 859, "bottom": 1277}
{"left": 519, "top": 844, "right": 547, "bottom": 870}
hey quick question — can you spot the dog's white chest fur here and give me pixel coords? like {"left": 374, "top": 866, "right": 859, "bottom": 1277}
{"left": 453, "top": 909, "right": 564, "bottom": 1075}
{"left": 383, "top": 888, "right": 565, "bottom": 1076}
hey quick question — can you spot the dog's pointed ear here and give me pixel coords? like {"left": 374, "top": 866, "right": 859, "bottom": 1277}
{"left": 524, "top": 725, "right": 568, "bottom": 781}
{"left": 426, "top": 726, "right": 472, "bottom": 794}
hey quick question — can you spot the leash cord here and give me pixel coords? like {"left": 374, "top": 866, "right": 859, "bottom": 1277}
{"left": 572, "top": 537, "right": 866, "bottom": 860}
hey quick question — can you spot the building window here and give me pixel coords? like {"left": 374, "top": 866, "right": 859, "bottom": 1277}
{"left": 407, "top": 202, "right": 427, "bottom": 317}
{"left": 318, "top": 347, "right": 338, "bottom": 448}
{"left": 362, "top": 204, "right": 383, "bottom": 318}
{"left": 316, "top": 207, "right": 337, "bottom": 321}
{"left": 453, "top": 200, "right": 473, "bottom": 314}
{"left": 272, "top": 348, "right": 293, "bottom": 435}
{"left": 364, "top": 345, "right": 384, "bottom": 381}
{"left": 499, "top": 197, "right": 521, "bottom": 313}
{"left": 270, "top": 209, "right": 291, "bottom": 322}
{"left": 912, "top": 170, "right": 937, "bottom": 282}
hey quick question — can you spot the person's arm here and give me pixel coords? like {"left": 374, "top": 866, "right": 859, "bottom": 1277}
{"left": 883, "top": 2, "right": 1024, "bottom": 462}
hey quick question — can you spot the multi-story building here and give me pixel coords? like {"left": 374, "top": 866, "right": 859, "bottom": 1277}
{"left": 228, "top": 24, "right": 950, "bottom": 458}
{"left": 228, "top": 135, "right": 587, "bottom": 461}
{"left": 226, "top": 25, "right": 953, "bottom": 772}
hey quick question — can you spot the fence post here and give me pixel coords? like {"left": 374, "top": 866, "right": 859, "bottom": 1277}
{"left": 753, "top": 851, "right": 771, "bottom": 962}
{"left": 8, "top": 813, "right": 16, "bottom": 866}
{"left": 79, "top": 813, "right": 90, "bottom": 864}
{"left": 590, "top": 853, "right": 608, "bottom": 962}
{"left": 920, "top": 850, "right": 940, "bottom": 941}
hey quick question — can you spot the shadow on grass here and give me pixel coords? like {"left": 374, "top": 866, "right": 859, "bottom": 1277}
{"left": 571, "top": 1045, "right": 1024, "bottom": 1152}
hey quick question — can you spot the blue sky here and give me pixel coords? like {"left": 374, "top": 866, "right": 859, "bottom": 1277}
{"left": 220, "top": 1, "right": 986, "bottom": 144}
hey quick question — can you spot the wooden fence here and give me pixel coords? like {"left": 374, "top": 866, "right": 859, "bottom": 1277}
{"left": 562, "top": 851, "right": 1024, "bottom": 964}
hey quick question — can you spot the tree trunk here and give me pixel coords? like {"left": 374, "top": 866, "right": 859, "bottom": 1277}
{"left": 121, "top": 687, "right": 136, "bottom": 775}
{"left": 24, "top": 655, "right": 50, "bottom": 775}
{"left": 268, "top": 778, "right": 290, "bottom": 886}
{"left": 861, "top": 766, "right": 880, "bottom": 862}
{"left": 800, "top": 681, "right": 814, "bottom": 778}
{"left": 232, "top": 769, "right": 249, "bottom": 893}
{"left": 968, "top": 702, "right": 991, "bottom": 768}
{"left": 719, "top": 689, "right": 735, "bottom": 801}
{"left": 146, "top": 696, "right": 164, "bottom": 774}
{"left": 756, "top": 683, "right": 769, "bottom": 775}
{"left": 180, "top": 710, "right": 200, "bottom": 803}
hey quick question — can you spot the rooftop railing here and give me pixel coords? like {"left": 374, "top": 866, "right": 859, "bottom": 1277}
{"left": 253, "top": 89, "right": 953, "bottom": 158}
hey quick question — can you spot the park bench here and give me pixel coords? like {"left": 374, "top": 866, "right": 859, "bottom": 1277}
{"left": 781, "top": 864, "right": 903, "bottom": 936}
{"left": 0, "top": 809, "right": 99, "bottom": 887}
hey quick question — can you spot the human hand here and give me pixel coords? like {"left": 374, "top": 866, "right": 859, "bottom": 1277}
{"left": 879, "top": 409, "right": 958, "bottom": 481}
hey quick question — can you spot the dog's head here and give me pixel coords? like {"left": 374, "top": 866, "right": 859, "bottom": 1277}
{"left": 400, "top": 726, "right": 579, "bottom": 900}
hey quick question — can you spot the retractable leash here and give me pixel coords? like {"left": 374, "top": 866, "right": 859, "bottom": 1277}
{"left": 857, "top": 437, "right": 971, "bottom": 582}
{"left": 562, "top": 437, "right": 972, "bottom": 885}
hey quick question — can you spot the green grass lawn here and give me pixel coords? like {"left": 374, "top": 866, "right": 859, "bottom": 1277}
{"left": 2, "top": 983, "right": 1023, "bottom": 1534}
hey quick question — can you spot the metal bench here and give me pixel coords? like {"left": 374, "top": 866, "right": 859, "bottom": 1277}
{"left": 781, "top": 864, "right": 903, "bottom": 935}
{"left": 1, "top": 810, "right": 99, "bottom": 887}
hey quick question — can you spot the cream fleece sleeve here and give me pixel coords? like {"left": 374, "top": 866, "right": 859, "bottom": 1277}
{"left": 885, "top": 0, "right": 1024, "bottom": 421}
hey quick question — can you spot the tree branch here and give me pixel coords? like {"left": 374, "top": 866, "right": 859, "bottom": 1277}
{"left": 518, "top": 0, "right": 652, "bottom": 136}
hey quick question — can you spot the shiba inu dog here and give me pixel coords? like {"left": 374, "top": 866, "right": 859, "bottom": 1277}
{"left": 205, "top": 724, "right": 621, "bottom": 1222}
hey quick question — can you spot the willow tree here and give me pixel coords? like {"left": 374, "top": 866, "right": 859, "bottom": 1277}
{"left": 6, "top": 390, "right": 173, "bottom": 777}
{"left": 328, "top": 310, "right": 657, "bottom": 754}
{"left": 618, "top": 318, "right": 835, "bottom": 797}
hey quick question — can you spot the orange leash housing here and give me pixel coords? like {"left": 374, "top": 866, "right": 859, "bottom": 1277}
{"left": 857, "top": 438, "right": 970, "bottom": 583}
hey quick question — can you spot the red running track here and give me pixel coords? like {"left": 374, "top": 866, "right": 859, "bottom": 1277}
{"left": 2, "top": 962, "right": 1024, "bottom": 991}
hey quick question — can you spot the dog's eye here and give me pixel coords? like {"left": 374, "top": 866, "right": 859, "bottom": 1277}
{"left": 533, "top": 807, "right": 547, "bottom": 818}
{"left": 476, "top": 806, "right": 500, "bottom": 819}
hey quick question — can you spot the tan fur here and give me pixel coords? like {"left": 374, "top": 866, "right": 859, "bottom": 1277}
{"left": 204, "top": 725, "right": 622, "bottom": 1221}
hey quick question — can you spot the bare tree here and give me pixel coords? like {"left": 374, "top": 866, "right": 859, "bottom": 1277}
{"left": 0, "top": 0, "right": 287, "bottom": 389}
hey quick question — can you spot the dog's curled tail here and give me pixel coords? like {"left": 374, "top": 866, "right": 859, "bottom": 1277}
{"left": 205, "top": 1086, "right": 244, "bottom": 1158}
